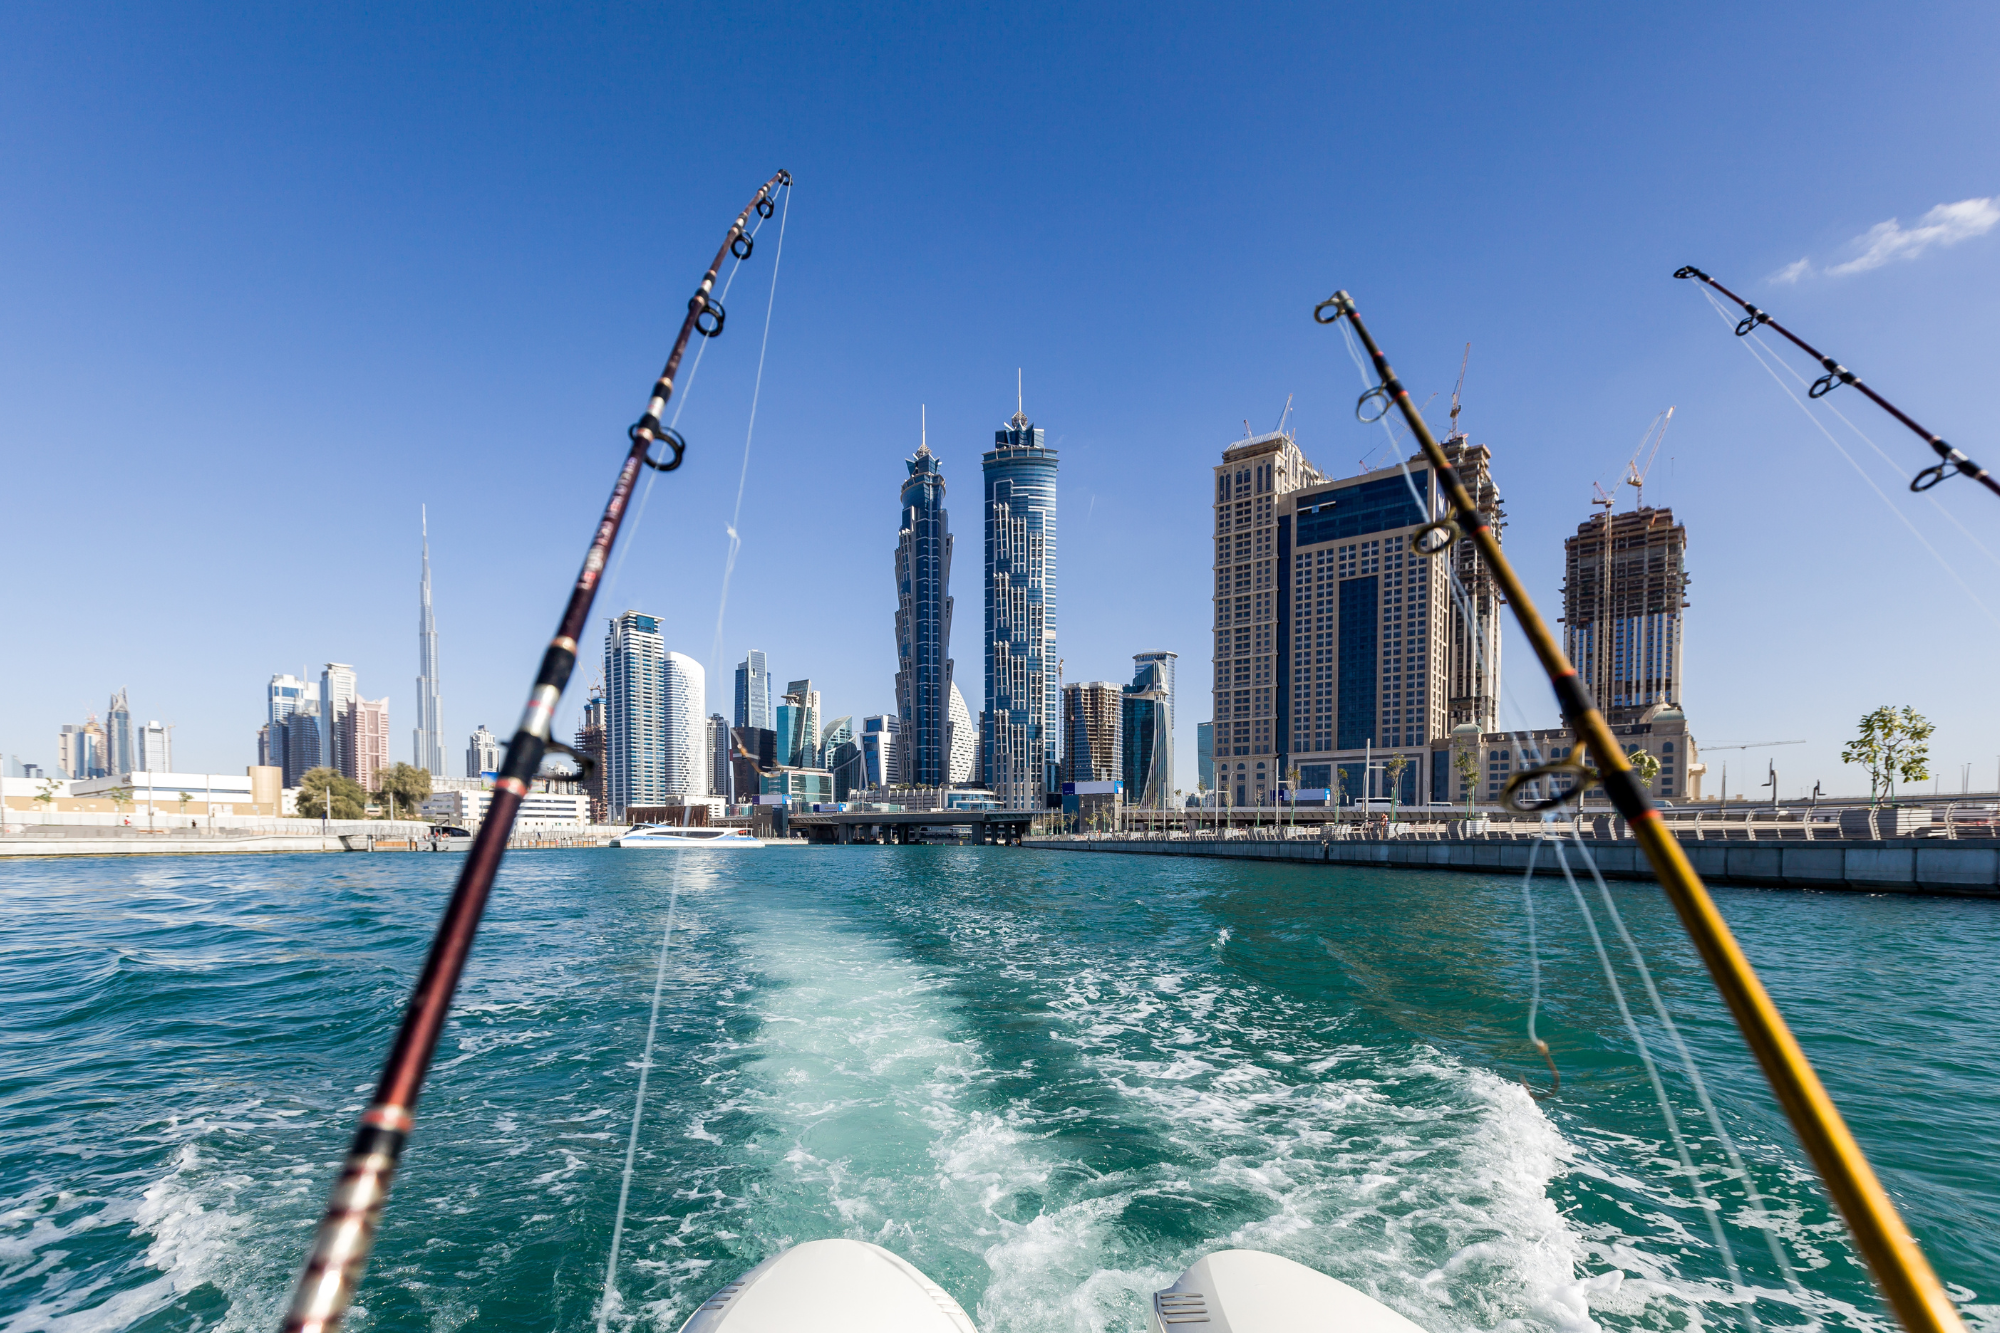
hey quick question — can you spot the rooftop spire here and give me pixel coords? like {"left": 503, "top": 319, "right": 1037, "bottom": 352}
{"left": 1009, "top": 368, "right": 1027, "bottom": 429}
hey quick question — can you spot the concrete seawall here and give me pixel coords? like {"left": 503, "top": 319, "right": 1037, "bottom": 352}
{"left": 1023, "top": 836, "right": 2000, "bottom": 897}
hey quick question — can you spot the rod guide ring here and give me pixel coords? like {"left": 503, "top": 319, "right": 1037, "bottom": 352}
{"left": 630, "top": 421, "right": 687, "bottom": 472}
{"left": 1410, "top": 518, "right": 1459, "bottom": 556}
{"left": 691, "top": 292, "right": 726, "bottom": 337}
{"left": 1500, "top": 744, "right": 1598, "bottom": 814}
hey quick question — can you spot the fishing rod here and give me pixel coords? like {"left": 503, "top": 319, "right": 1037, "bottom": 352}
{"left": 1313, "top": 289, "right": 1965, "bottom": 1333}
{"left": 1675, "top": 265, "right": 1998, "bottom": 500}
{"left": 280, "top": 168, "right": 791, "bottom": 1333}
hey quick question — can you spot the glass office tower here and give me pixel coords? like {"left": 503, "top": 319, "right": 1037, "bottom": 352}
{"left": 982, "top": 405, "right": 1057, "bottom": 809}
{"left": 894, "top": 438, "right": 954, "bottom": 787}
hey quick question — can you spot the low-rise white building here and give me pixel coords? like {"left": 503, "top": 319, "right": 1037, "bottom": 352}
{"left": 419, "top": 787, "right": 589, "bottom": 828}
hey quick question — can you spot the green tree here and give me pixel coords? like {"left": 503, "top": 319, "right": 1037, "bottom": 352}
{"left": 106, "top": 784, "right": 136, "bottom": 819}
{"left": 33, "top": 778, "right": 60, "bottom": 816}
{"left": 177, "top": 791, "right": 193, "bottom": 817}
{"left": 1384, "top": 753, "right": 1410, "bottom": 826}
{"left": 1842, "top": 706, "right": 1935, "bottom": 806}
{"left": 298, "top": 767, "right": 367, "bottom": 821}
{"left": 1453, "top": 745, "right": 1479, "bottom": 817}
{"left": 374, "top": 763, "right": 433, "bottom": 820}
{"left": 1628, "top": 749, "right": 1662, "bottom": 791}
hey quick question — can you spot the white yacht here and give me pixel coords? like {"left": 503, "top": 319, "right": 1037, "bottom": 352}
{"left": 612, "top": 824, "right": 761, "bottom": 849}
{"left": 676, "top": 1239, "right": 1424, "bottom": 1333}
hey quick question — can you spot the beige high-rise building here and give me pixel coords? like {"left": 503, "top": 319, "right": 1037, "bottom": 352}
{"left": 1211, "top": 430, "right": 1322, "bottom": 807}
{"left": 1212, "top": 427, "right": 1505, "bottom": 810}
{"left": 345, "top": 696, "right": 391, "bottom": 794}
{"left": 1561, "top": 504, "right": 1689, "bottom": 722}
{"left": 1060, "top": 681, "right": 1122, "bottom": 785}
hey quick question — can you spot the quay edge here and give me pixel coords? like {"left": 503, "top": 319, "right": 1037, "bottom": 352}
{"left": 1021, "top": 835, "right": 2000, "bottom": 898}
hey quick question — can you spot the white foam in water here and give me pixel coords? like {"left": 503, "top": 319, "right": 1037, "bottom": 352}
{"left": 626, "top": 892, "right": 1617, "bottom": 1333}
{"left": 2, "top": 1136, "right": 277, "bottom": 1333}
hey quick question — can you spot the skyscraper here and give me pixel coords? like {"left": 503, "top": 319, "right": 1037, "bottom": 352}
{"left": 577, "top": 687, "right": 607, "bottom": 822}
{"left": 1441, "top": 436, "right": 1504, "bottom": 732}
{"left": 267, "top": 673, "right": 314, "bottom": 725}
{"left": 280, "top": 708, "right": 320, "bottom": 786}
{"left": 1127, "top": 651, "right": 1176, "bottom": 806}
{"left": 139, "top": 720, "right": 171, "bottom": 772}
{"left": 1123, "top": 654, "right": 1175, "bottom": 808}
{"left": 1218, "top": 423, "right": 1502, "bottom": 811}
{"left": 414, "top": 507, "right": 444, "bottom": 776}
{"left": 982, "top": 391, "right": 1057, "bottom": 809}
{"left": 1212, "top": 429, "right": 1322, "bottom": 807}
{"left": 946, "top": 681, "right": 976, "bottom": 784}
{"left": 780, "top": 679, "right": 820, "bottom": 769}
{"left": 663, "top": 651, "right": 706, "bottom": 799}
{"left": 894, "top": 425, "right": 954, "bottom": 787}
{"left": 346, "top": 697, "right": 391, "bottom": 794}
{"left": 1061, "top": 682, "right": 1121, "bottom": 785}
{"left": 604, "top": 611, "right": 666, "bottom": 818}
{"left": 467, "top": 724, "right": 503, "bottom": 778}
{"left": 321, "top": 663, "right": 357, "bottom": 780}
{"left": 860, "top": 714, "right": 901, "bottom": 788}
{"left": 1561, "top": 503, "right": 1689, "bottom": 720}
{"left": 734, "top": 650, "right": 771, "bottom": 730}
{"left": 707, "top": 713, "right": 731, "bottom": 799}
{"left": 105, "top": 689, "right": 134, "bottom": 777}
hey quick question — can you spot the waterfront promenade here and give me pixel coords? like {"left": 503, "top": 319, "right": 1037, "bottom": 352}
{"left": 1024, "top": 829, "right": 2000, "bottom": 897}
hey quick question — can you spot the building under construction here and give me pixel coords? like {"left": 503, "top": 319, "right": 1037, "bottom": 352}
{"left": 1560, "top": 504, "right": 1690, "bottom": 722}
{"left": 1441, "top": 434, "right": 1504, "bottom": 733}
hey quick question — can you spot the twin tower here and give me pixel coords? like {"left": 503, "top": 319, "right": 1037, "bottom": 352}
{"left": 895, "top": 406, "right": 1057, "bottom": 807}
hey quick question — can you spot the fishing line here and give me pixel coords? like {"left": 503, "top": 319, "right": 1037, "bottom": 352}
{"left": 709, "top": 184, "right": 791, "bottom": 681}
{"left": 1736, "top": 313, "right": 2000, "bottom": 574}
{"left": 1549, "top": 838, "right": 1760, "bottom": 1327}
{"left": 1319, "top": 286, "right": 1966, "bottom": 1333}
{"left": 600, "top": 207, "right": 773, "bottom": 616}
{"left": 1337, "top": 319, "right": 1799, "bottom": 1298}
{"left": 281, "top": 170, "right": 790, "bottom": 1333}
{"left": 596, "top": 873, "right": 691, "bottom": 1333}
{"left": 1696, "top": 286, "right": 2000, "bottom": 628}
{"left": 598, "top": 192, "right": 790, "bottom": 1326}
{"left": 1562, "top": 831, "right": 1809, "bottom": 1300}
{"left": 1517, "top": 840, "right": 1559, "bottom": 1098}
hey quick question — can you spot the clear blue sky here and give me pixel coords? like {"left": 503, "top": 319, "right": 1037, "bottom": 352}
{"left": 4, "top": 2, "right": 1996, "bottom": 798}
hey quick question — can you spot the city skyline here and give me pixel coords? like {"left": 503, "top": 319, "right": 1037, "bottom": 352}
{"left": 5, "top": 5, "right": 1998, "bottom": 797}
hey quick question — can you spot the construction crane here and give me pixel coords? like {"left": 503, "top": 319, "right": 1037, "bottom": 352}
{"left": 1623, "top": 407, "right": 1674, "bottom": 509}
{"left": 1447, "top": 343, "right": 1470, "bottom": 437}
{"left": 1702, "top": 739, "right": 1805, "bottom": 806}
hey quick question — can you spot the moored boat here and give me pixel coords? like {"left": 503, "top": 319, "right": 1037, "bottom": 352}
{"left": 612, "top": 824, "right": 761, "bottom": 849}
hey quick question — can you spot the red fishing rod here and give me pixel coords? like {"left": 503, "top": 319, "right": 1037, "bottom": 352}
{"left": 280, "top": 168, "right": 791, "bottom": 1333}
{"left": 1675, "top": 265, "right": 1997, "bottom": 500}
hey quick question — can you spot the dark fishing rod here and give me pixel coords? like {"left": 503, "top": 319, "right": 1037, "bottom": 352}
{"left": 1675, "top": 265, "right": 1997, "bottom": 500}
{"left": 1315, "top": 286, "right": 1965, "bottom": 1333}
{"left": 280, "top": 168, "right": 791, "bottom": 1333}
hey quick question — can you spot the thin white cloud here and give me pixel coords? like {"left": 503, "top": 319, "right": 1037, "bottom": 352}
{"left": 1770, "top": 257, "right": 1812, "bottom": 285}
{"left": 1773, "top": 196, "right": 1998, "bottom": 283}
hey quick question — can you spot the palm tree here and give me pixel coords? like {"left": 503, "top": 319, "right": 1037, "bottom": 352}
{"left": 1384, "top": 753, "right": 1410, "bottom": 831}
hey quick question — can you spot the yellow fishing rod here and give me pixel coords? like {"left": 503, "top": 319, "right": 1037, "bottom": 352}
{"left": 1314, "top": 289, "right": 1963, "bottom": 1333}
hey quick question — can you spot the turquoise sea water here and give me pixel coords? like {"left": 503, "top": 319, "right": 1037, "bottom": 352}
{"left": 1, "top": 846, "right": 1995, "bottom": 1333}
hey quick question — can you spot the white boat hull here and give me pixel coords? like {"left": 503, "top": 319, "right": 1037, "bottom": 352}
{"left": 676, "top": 1240, "right": 1425, "bottom": 1333}
{"left": 612, "top": 825, "right": 760, "bottom": 849}
{"left": 1148, "top": 1249, "right": 1428, "bottom": 1333}
{"left": 677, "top": 1239, "right": 973, "bottom": 1333}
